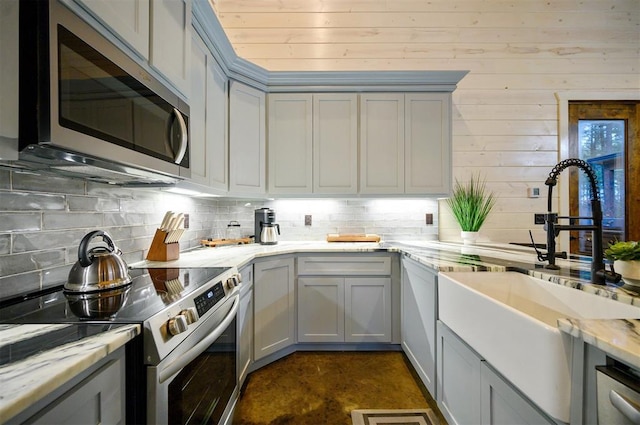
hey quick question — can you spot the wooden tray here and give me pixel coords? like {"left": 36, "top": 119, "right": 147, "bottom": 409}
{"left": 201, "top": 237, "right": 253, "bottom": 247}
{"left": 326, "top": 234, "right": 381, "bottom": 243}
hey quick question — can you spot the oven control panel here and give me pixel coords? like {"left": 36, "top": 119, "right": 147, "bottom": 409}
{"left": 145, "top": 267, "right": 239, "bottom": 364}
{"left": 194, "top": 281, "right": 225, "bottom": 317}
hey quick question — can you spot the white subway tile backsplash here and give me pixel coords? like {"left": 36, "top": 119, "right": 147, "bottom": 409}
{"left": 1, "top": 192, "right": 66, "bottom": 211}
{"left": 0, "top": 213, "right": 41, "bottom": 232}
{"left": 12, "top": 173, "right": 85, "bottom": 194}
{"left": 0, "top": 271, "right": 41, "bottom": 297}
{"left": 0, "top": 250, "right": 66, "bottom": 276}
{"left": 0, "top": 172, "right": 440, "bottom": 300}
{"left": 0, "top": 235, "right": 9, "bottom": 255}
{"left": 43, "top": 212, "right": 104, "bottom": 230}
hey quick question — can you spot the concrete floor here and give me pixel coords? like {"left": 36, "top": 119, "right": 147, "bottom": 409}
{"left": 232, "top": 351, "right": 445, "bottom": 425}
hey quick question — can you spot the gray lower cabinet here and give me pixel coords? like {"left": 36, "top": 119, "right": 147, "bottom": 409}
{"left": 401, "top": 256, "right": 437, "bottom": 397}
{"left": 238, "top": 264, "right": 254, "bottom": 387}
{"left": 21, "top": 347, "right": 126, "bottom": 425}
{"left": 297, "top": 255, "right": 393, "bottom": 344}
{"left": 480, "top": 362, "right": 555, "bottom": 425}
{"left": 437, "top": 321, "right": 554, "bottom": 425}
{"left": 253, "top": 257, "right": 295, "bottom": 360}
{"left": 437, "top": 320, "right": 482, "bottom": 425}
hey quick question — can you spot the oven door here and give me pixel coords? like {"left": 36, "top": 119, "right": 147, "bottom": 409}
{"left": 148, "top": 295, "right": 239, "bottom": 425}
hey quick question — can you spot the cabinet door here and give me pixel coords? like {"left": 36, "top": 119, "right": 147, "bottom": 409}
{"left": 401, "top": 257, "right": 437, "bottom": 396}
{"left": 238, "top": 262, "right": 253, "bottom": 387}
{"left": 437, "top": 321, "right": 482, "bottom": 425}
{"left": 229, "top": 81, "right": 266, "bottom": 195}
{"left": 206, "top": 48, "right": 228, "bottom": 190}
{"left": 360, "top": 93, "right": 404, "bottom": 194}
{"left": 150, "top": 0, "right": 191, "bottom": 95}
{"left": 345, "top": 277, "right": 391, "bottom": 343}
{"left": 268, "top": 94, "right": 313, "bottom": 194}
{"left": 298, "top": 277, "right": 345, "bottom": 343}
{"left": 238, "top": 288, "right": 253, "bottom": 387}
{"left": 314, "top": 93, "right": 358, "bottom": 194}
{"left": 189, "top": 33, "right": 208, "bottom": 185}
{"left": 27, "top": 355, "right": 125, "bottom": 424}
{"left": 480, "top": 362, "right": 554, "bottom": 425}
{"left": 75, "top": 0, "right": 150, "bottom": 59}
{"left": 405, "top": 93, "right": 451, "bottom": 195}
{"left": 254, "top": 258, "right": 295, "bottom": 360}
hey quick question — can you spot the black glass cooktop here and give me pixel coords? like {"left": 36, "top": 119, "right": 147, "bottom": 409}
{"left": 0, "top": 267, "right": 231, "bottom": 324}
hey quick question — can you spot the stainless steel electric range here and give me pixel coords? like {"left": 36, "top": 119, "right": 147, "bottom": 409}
{"left": 0, "top": 265, "right": 242, "bottom": 425}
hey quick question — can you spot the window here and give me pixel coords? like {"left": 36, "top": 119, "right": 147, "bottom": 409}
{"left": 569, "top": 101, "right": 640, "bottom": 255}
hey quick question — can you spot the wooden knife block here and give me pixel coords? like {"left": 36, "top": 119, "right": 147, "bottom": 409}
{"left": 146, "top": 229, "right": 180, "bottom": 261}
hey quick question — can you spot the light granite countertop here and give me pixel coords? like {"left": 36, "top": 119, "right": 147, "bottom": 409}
{"left": 1, "top": 240, "right": 639, "bottom": 421}
{"left": 558, "top": 318, "right": 640, "bottom": 369}
{"left": 0, "top": 323, "right": 140, "bottom": 423}
{"left": 142, "top": 240, "right": 640, "bottom": 369}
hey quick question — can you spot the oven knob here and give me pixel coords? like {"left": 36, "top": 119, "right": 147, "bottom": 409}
{"left": 225, "top": 273, "right": 241, "bottom": 289}
{"left": 167, "top": 314, "right": 188, "bottom": 336}
{"left": 180, "top": 307, "right": 199, "bottom": 324}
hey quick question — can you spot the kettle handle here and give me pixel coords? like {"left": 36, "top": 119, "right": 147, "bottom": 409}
{"left": 276, "top": 224, "right": 280, "bottom": 235}
{"left": 78, "top": 230, "right": 116, "bottom": 267}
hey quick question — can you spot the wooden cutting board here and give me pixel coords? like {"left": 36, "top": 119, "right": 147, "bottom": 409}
{"left": 201, "top": 237, "right": 253, "bottom": 247}
{"left": 326, "top": 234, "right": 381, "bottom": 242}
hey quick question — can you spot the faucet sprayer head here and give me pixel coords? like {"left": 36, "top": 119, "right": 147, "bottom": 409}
{"left": 545, "top": 158, "right": 600, "bottom": 201}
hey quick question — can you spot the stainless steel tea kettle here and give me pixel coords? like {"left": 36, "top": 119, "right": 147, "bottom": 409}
{"left": 65, "top": 230, "right": 132, "bottom": 292}
{"left": 260, "top": 223, "right": 280, "bottom": 245}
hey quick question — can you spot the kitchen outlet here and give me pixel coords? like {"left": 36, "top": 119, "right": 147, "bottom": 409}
{"left": 183, "top": 213, "right": 189, "bottom": 228}
{"left": 425, "top": 213, "right": 433, "bottom": 225}
{"left": 534, "top": 213, "right": 545, "bottom": 225}
{"left": 304, "top": 215, "right": 312, "bottom": 226}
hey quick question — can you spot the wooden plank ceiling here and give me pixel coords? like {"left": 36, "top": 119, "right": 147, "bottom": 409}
{"left": 211, "top": 0, "right": 638, "bottom": 71}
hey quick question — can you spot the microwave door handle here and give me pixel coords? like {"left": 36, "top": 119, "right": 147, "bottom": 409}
{"left": 610, "top": 389, "right": 640, "bottom": 423}
{"left": 171, "top": 107, "right": 188, "bottom": 164}
{"left": 158, "top": 295, "right": 239, "bottom": 384}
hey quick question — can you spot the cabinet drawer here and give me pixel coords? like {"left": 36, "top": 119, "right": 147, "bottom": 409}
{"left": 298, "top": 255, "right": 391, "bottom": 275}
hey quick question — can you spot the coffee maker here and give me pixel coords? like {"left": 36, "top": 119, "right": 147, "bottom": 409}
{"left": 254, "top": 208, "right": 279, "bottom": 244}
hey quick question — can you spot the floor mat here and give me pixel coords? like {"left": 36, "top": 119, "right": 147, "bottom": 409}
{"left": 351, "top": 408, "right": 436, "bottom": 425}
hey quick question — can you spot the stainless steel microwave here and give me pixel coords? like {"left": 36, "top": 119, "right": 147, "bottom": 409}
{"left": 15, "top": 0, "right": 190, "bottom": 185}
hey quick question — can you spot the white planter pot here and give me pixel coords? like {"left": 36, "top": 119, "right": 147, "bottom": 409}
{"left": 614, "top": 260, "right": 640, "bottom": 288}
{"left": 460, "top": 231, "right": 479, "bottom": 246}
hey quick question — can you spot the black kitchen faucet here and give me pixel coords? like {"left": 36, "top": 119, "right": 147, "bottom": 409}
{"left": 541, "top": 158, "right": 621, "bottom": 285}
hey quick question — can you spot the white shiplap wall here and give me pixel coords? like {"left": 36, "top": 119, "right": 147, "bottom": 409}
{"left": 213, "top": 0, "right": 640, "bottom": 245}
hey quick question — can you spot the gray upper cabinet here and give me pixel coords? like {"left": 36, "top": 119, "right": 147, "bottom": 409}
{"left": 149, "top": 0, "right": 191, "bottom": 96}
{"left": 229, "top": 81, "right": 266, "bottom": 195}
{"left": 74, "top": 0, "right": 191, "bottom": 96}
{"left": 267, "top": 91, "right": 453, "bottom": 196}
{"left": 314, "top": 94, "right": 359, "bottom": 194}
{"left": 267, "top": 94, "right": 313, "bottom": 194}
{"left": 360, "top": 93, "right": 405, "bottom": 194}
{"left": 206, "top": 60, "right": 229, "bottom": 191}
{"left": 190, "top": 30, "right": 228, "bottom": 191}
{"left": 361, "top": 92, "right": 452, "bottom": 196}
{"left": 405, "top": 93, "right": 451, "bottom": 195}
{"left": 267, "top": 93, "right": 359, "bottom": 195}
{"left": 74, "top": 0, "right": 150, "bottom": 59}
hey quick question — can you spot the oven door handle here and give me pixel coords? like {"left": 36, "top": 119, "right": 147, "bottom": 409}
{"left": 610, "top": 389, "right": 640, "bottom": 423}
{"left": 159, "top": 295, "right": 239, "bottom": 384}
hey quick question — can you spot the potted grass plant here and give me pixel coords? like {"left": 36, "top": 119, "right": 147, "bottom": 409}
{"left": 447, "top": 174, "right": 496, "bottom": 245}
{"left": 605, "top": 240, "right": 640, "bottom": 287}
